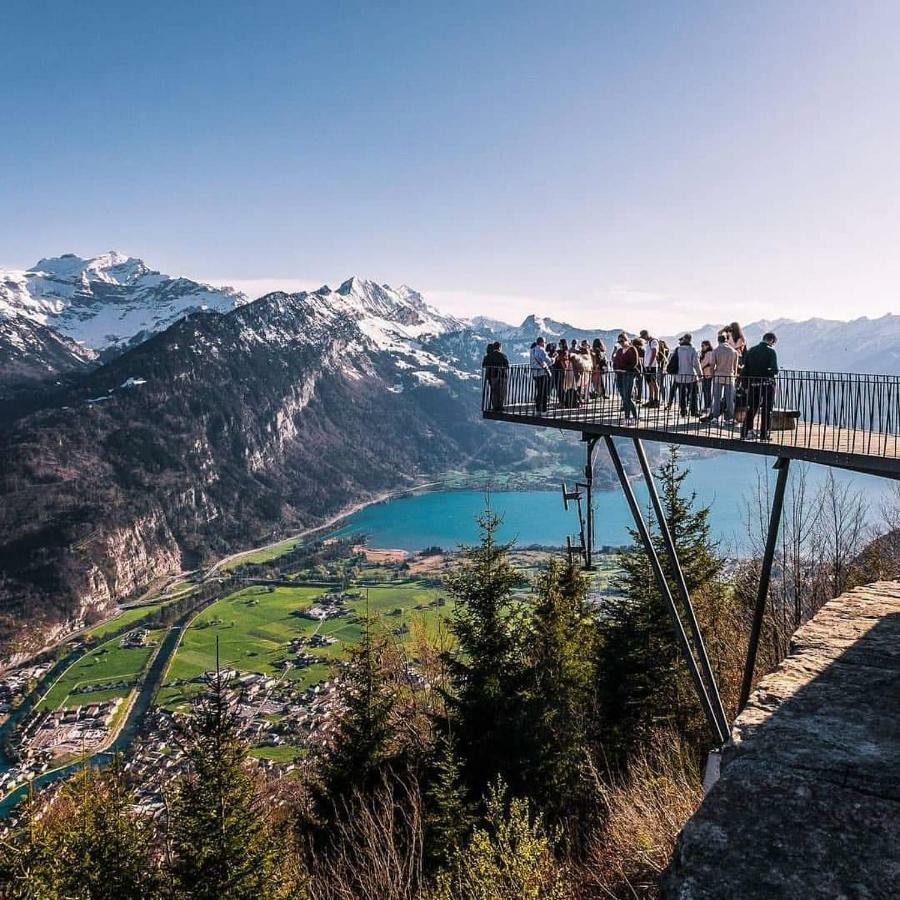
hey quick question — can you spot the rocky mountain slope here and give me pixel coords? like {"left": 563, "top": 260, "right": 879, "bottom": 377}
{"left": 0, "top": 277, "right": 572, "bottom": 657}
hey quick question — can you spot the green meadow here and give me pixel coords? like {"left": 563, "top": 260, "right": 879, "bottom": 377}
{"left": 85, "top": 603, "right": 164, "bottom": 643}
{"left": 38, "top": 628, "right": 165, "bottom": 710}
{"left": 219, "top": 537, "right": 302, "bottom": 571}
{"left": 158, "top": 582, "right": 452, "bottom": 708}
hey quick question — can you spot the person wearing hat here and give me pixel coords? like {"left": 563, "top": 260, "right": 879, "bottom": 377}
{"left": 672, "top": 333, "right": 702, "bottom": 416}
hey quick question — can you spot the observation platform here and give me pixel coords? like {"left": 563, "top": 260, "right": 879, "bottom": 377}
{"left": 482, "top": 366, "right": 900, "bottom": 479}
{"left": 664, "top": 581, "right": 900, "bottom": 899}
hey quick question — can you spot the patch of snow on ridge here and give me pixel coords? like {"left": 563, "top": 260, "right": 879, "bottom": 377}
{"left": 411, "top": 371, "right": 445, "bottom": 387}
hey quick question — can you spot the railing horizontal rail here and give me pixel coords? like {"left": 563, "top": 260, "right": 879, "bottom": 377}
{"left": 481, "top": 365, "right": 900, "bottom": 464}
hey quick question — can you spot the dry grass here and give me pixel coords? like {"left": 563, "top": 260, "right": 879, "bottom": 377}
{"left": 306, "top": 774, "right": 425, "bottom": 900}
{"left": 579, "top": 735, "right": 703, "bottom": 899}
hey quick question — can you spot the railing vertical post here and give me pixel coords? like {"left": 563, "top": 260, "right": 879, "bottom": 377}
{"left": 738, "top": 456, "right": 791, "bottom": 712}
{"left": 632, "top": 438, "right": 730, "bottom": 739}
{"left": 604, "top": 436, "right": 726, "bottom": 743}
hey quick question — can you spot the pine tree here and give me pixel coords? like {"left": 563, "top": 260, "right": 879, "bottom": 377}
{"left": 444, "top": 509, "right": 533, "bottom": 797}
{"left": 0, "top": 761, "right": 156, "bottom": 899}
{"left": 597, "top": 445, "right": 725, "bottom": 759}
{"left": 424, "top": 734, "right": 476, "bottom": 869}
{"left": 313, "top": 611, "right": 399, "bottom": 821}
{"left": 166, "top": 668, "right": 286, "bottom": 900}
{"left": 523, "top": 559, "right": 599, "bottom": 832}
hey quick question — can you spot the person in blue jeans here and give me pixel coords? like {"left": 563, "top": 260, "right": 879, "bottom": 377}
{"left": 612, "top": 332, "right": 640, "bottom": 423}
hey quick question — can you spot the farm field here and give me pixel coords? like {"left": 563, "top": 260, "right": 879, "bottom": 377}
{"left": 219, "top": 536, "right": 302, "bottom": 571}
{"left": 38, "top": 629, "right": 166, "bottom": 711}
{"left": 157, "top": 581, "right": 452, "bottom": 709}
{"left": 85, "top": 603, "right": 164, "bottom": 643}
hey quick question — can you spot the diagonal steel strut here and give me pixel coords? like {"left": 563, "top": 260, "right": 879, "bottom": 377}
{"left": 738, "top": 456, "right": 791, "bottom": 712}
{"left": 631, "top": 439, "right": 730, "bottom": 740}
{"left": 604, "top": 436, "right": 729, "bottom": 744}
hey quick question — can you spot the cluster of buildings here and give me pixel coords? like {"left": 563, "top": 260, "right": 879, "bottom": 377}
{"left": 0, "top": 697, "right": 124, "bottom": 797}
{"left": 120, "top": 628, "right": 153, "bottom": 649}
{"left": 297, "top": 591, "right": 351, "bottom": 622}
{"left": 123, "top": 674, "right": 343, "bottom": 817}
{"left": 24, "top": 699, "right": 122, "bottom": 761}
{"left": 0, "top": 661, "right": 53, "bottom": 723}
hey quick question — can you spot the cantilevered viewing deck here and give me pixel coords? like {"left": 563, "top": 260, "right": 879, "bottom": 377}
{"left": 482, "top": 366, "right": 900, "bottom": 479}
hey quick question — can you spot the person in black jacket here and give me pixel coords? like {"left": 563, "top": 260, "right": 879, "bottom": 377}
{"left": 482, "top": 341, "right": 510, "bottom": 412}
{"left": 740, "top": 332, "right": 778, "bottom": 440}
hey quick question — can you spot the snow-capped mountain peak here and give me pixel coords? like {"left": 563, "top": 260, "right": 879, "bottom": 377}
{"left": 0, "top": 252, "right": 247, "bottom": 352}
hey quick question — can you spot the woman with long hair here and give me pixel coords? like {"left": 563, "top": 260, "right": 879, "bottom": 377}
{"left": 591, "top": 338, "right": 608, "bottom": 399}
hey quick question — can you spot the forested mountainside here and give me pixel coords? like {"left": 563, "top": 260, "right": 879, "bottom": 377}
{"left": 0, "top": 279, "right": 580, "bottom": 657}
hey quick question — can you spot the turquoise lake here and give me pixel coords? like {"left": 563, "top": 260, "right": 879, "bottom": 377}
{"left": 334, "top": 453, "right": 894, "bottom": 556}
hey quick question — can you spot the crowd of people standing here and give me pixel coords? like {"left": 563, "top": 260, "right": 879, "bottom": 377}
{"left": 484, "top": 322, "right": 781, "bottom": 440}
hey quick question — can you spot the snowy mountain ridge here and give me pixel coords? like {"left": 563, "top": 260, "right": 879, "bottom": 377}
{"left": 0, "top": 252, "right": 248, "bottom": 351}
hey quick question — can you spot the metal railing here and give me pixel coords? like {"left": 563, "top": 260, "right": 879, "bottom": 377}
{"left": 481, "top": 365, "right": 900, "bottom": 461}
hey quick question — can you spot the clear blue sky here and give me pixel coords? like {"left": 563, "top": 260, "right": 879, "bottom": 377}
{"left": 3, "top": 1, "right": 899, "bottom": 330}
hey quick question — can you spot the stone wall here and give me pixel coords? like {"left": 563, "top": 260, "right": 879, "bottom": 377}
{"left": 665, "top": 581, "right": 900, "bottom": 899}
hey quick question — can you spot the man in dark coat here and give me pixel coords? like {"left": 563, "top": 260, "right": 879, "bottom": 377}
{"left": 482, "top": 341, "right": 510, "bottom": 412}
{"left": 741, "top": 332, "right": 779, "bottom": 440}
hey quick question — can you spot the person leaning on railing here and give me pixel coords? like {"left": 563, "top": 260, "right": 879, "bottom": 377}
{"left": 482, "top": 341, "right": 510, "bottom": 412}
{"left": 740, "top": 332, "right": 779, "bottom": 441}
{"left": 529, "top": 337, "right": 553, "bottom": 414}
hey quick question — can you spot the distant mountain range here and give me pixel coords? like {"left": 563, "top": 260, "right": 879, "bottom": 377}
{"left": 0, "top": 251, "right": 896, "bottom": 656}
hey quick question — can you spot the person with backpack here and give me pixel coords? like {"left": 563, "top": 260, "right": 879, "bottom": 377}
{"left": 612, "top": 332, "right": 640, "bottom": 424}
{"left": 741, "top": 332, "right": 779, "bottom": 440}
{"left": 639, "top": 329, "right": 660, "bottom": 408}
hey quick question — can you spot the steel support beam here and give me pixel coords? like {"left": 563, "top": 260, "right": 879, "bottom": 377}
{"left": 738, "top": 456, "right": 791, "bottom": 712}
{"left": 631, "top": 438, "right": 730, "bottom": 740}
{"left": 604, "top": 436, "right": 728, "bottom": 744}
{"left": 582, "top": 435, "right": 599, "bottom": 569}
